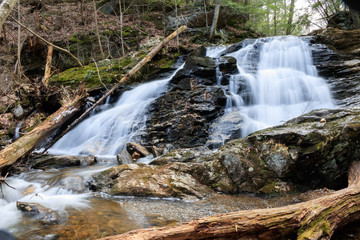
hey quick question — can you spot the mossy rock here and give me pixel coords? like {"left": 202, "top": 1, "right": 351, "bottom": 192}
{"left": 50, "top": 49, "right": 180, "bottom": 90}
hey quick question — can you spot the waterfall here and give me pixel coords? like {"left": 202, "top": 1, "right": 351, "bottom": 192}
{"left": 49, "top": 64, "right": 184, "bottom": 158}
{"left": 207, "top": 36, "right": 335, "bottom": 145}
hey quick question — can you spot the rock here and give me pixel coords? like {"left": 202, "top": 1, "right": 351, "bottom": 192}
{"left": 218, "top": 56, "right": 238, "bottom": 74}
{"left": 11, "top": 104, "right": 25, "bottom": 119}
{"left": 327, "top": 11, "right": 354, "bottom": 30}
{"left": 146, "top": 85, "right": 226, "bottom": 149}
{"left": 91, "top": 160, "right": 235, "bottom": 200}
{"left": 30, "top": 155, "right": 96, "bottom": 170}
{"left": 149, "top": 146, "right": 213, "bottom": 165}
{"left": 16, "top": 201, "right": 62, "bottom": 225}
{"left": 116, "top": 149, "right": 133, "bottom": 165}
{"left": 309, "top": 30, "right": 360, "bottom": 107}
{"left": 126, "top": 142, "right": 151, "bottom": 160}
{"left": 211, "top": 107, "right": 360, "bottom": 193}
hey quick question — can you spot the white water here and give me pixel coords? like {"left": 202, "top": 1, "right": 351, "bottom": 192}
{"left": 49, "top": 65, "right": 184, "bottom": 158}
{"left": 224, "top": 36, "right": 334, "bottom": 137}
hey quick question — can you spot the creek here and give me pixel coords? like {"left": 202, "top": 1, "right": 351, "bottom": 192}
{"left": 0, "top": 36, "right": 344, "bottom": 239}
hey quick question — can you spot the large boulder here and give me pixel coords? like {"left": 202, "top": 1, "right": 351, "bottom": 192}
{"left": 212, "top": 107, "right": 360, "bottom": 193}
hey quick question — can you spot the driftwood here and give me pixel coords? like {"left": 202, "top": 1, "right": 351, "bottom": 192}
{"left": 0, "top": 84, "right": 87, "bottom": 171}
{"left": 99, "top": 162, "right": 360, "bottom": 240}
{"left": 44, "top": 25, "right": 187, "bottom": 152}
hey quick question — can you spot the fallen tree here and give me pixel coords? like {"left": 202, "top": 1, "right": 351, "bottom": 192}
{"left": 0, "top": 84, "right": 87, "bottom": 171}
{"left": 99, "top": 161, "right": 360, "bottom": 240}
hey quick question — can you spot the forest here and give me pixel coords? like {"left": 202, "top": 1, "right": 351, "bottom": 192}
{"left": 0, "top": 0, "right": 360, "bottom": 239}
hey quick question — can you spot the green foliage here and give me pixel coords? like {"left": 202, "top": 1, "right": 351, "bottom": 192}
{"left": 219, "top": 0, "right": 311, "bottom": 36}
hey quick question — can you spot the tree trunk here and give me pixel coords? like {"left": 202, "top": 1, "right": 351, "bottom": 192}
{"left": 93, "top": 0, "right": 105, "bottom": 60}
{"left": 350, "top": 9, "right": 360, "bottom": 29}
{"left": 42, "top": 45, "right": 54, "bottom": 86}
{"left": 43, "top": 25, "right": 187, "bottom": 152}
{"left": 209, "top": 0, "right": 220, "bottom": 41}
{"left": 0, "top": 0, "right": 18, "bottom": 29}
{"left": 0, "top": 85, "right": 87, "bottom": 171}
{"left": 98, "top": 162, "right": 360, "bottom": 240}
{"left": 286, "top": 0, "right": 295, "bottom": 35}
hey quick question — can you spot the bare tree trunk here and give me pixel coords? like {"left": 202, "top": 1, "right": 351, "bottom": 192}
{"left": 209, "top": 0, "right": 220, "bottom": 41}
{"left": 93, "top": 0, "right": 105, "bottom": 60}
{"left": 17, "top": 0, "right": 21, "bottom": 76}
{"left": 43, "top": 26, "right": 187, "bottom": 152}
{"left": 43, "top": 45, "right": 53, "bottom": 86}
{"left": 174, "top": 0, "right": 179, "bottom": 46}
{"left": 99, "top": 162, "right": 360, "bottom": 240}
{"left": 286, "top": 0, "right": 296, "bottom": 35}
{"left": 204, "top": 0, "right": 208, "bottom": 32}
{"left": 0, "top": 0, "right": 18, "bottom": 29}
{"left": 0, "top": 85, "right": 87, "bottom": 171}
{"left": 350, "top": 9, "right": 360, "bottom": 29}
{"left": 119, "top": 0, "right": 125, "bottom": 56}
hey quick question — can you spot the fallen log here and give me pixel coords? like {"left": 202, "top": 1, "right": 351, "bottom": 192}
{"left": 44, "top": 25, "right": 187, "bottom": 152}
{"left": 99, "top": 162, "right": 360, "bottom": 240}
{"left": 0, "top": 84, "right": 87, "bottom": 171}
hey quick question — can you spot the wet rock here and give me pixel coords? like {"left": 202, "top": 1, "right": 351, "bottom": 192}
{"left": 206, "top": 111, "right": 243, "bottom": 149}
{"left": 210, "top": 107, "right": 360, "bottom": 193}
{"left": 58, "top": 176, "right": 87, "bottom": 193}
{"left": 30, "top": 155, "right": 96, "bottom": 170}
{"left": 116, "top": 149, "right": 133, "bottom": 165}
{"left": 126, "top": 142, "right": 151, "bottom": 160}
{"left": 149, "top": 146, "right": 212, "bottom": 165}
{"left": 146, "top": 85, "right": 226, "bottom": 149}
{"left": 218, "top": 56, "right": 238, "bottom": 74}
{"left": 16, "top": 201, "right": 62, "bottom": 225}
{"left": 310, "top": 30, "right": 360, "bottom": 107}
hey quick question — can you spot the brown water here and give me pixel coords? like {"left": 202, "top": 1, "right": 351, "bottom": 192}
{"left": 14, "top": 193, "right": 297, "bottom": 240}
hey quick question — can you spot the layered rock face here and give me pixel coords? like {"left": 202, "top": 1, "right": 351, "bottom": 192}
{"left": 311, "top": 28, "right": 360, "bottom": 107}
{"left": 145, "top": 51, "right": 227, "bottom": 149}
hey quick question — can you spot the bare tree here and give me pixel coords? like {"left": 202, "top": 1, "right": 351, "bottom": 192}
{"left": 93, "top": 0, "right": 105, "bottom": 60}
{"left": 209, "top": 0, "right": 220, "bottom": 41}
{"left": 286, "top": 0, "right": 296, "bottom": 35}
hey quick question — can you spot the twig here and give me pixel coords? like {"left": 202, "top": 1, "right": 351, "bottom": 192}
{"left": 10, "top": 16, "right": 83, "bottom": 67}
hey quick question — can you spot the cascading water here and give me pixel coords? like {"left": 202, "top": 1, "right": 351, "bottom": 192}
{"left": 208, "top": 36, "right": 335, "bottom": 145}
{"left": 49, "top": 64, "right": 184, "bottom": 158}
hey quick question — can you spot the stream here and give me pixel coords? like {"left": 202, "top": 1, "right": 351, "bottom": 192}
{"left": 0, "top": 36, "right": 349, "bottom": 239}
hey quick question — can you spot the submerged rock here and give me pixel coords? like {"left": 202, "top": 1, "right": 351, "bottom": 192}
{"left": 30, "top": 155, "right": 96, "bottom": 170}
{"left": 16, "top": 201, "right": 62, "bottom": 225}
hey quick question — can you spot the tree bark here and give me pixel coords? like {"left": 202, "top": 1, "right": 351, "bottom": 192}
{"left": 209, "top": 0, "right": 220, "bottom": 41}
{"left": 42, "top": 45, "right": 54, "bottom": 86}
{"left": 0, "top": 0, "right": 18, "bottom": 29}
{"left": 0, "top": 84, "right": 87, "bottom": 171}
{"left": 93, "top": 0, "right": 105, "bottom": 60}
{"left": 43, "top": 25, "right": 187, "bottom": 152}
{"left": 99, "top": 162, "right": 360, "bottom": 240}
{"left": 286, "top": 0, "right": 296, "bottom": 35}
